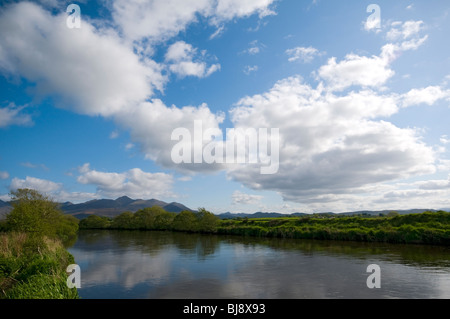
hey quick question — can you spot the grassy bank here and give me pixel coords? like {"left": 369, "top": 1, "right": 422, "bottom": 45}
{"left": 0, "top": 189, "right": 79, "bottom": 299}
{"left": 79, "top": 207, "right": 450, "bottom": 246}
{"left": 0, "top": 232, "right": 78, "bottom": 299}
{"left": 217, "top": 211, "right": 450, "bottom": 245}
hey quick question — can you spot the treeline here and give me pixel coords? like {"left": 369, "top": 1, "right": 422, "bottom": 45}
{"left": 0, "top": 189, "right": 79, "bottom": 299}
{"left": 79, "top": 207, "right": 219, "bottom": 233}
{"left": 217, "top": 211, "right": 450, "bottom": 245}
{"left": 79, "top": 206, "right": 450, "bottom": 246}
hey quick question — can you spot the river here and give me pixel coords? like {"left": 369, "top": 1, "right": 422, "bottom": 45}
{"left": 67, "top": 230, "right": 450, "bottom": 299}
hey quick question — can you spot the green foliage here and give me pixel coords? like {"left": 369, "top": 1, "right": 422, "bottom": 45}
{"left": 172, "top": 210, "right": 198, "bottom": 232}
{"left": 0, "top": 232, "right": 78, "bottom": 299}
{"left": 216, "top": 211, "right": 450, "bottom": 245}
{"left": 111, "top": 211, "right": 135, "bottom": 229}
{"left": 80, "top": 207, "right": 219, "bottom": 234}
{"left": 79, "top": 215, "right": 112, "bottom": 229}
{"left": 195, "top": 208, "right": 219, "bottom": 233}
{"left": 5, "top": 189, "right": 78, "bottom": 244}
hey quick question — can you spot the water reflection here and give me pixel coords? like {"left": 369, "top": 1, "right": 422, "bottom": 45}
{"left": 68, "top": 230, "right": 450, "bottom": 299}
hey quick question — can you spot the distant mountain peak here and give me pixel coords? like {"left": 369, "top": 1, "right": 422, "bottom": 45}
{"left": 116, "top": 195, "right": 132, "bottom": 200}
{"left": 115, "top": 195, "right": 134, "bottom": 203}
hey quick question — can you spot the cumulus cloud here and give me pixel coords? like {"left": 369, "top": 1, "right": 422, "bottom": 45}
{"left": 212, "top": 0, "right": 277, "bottom": 24}
{"left": 316, "top": 53, "right": 394, "bottom": 92}
{"left": 228, "top": 75, "right": 437, "bottom": 206}
{"left": 232, "top": 190, "right": 263, "bottom": 205}
{"left": 10, "top": 176, "right": 62, "bottom": 194}
{"left": 401, "top": 86, "right": 450, "bottom": 107}
{"left": 165, "top": 41, "right": 220, "bottom": 78}
{"left": 286, "top": 46, "right": 324, "bottom": 63}
{"left": 114, "top": 100, "right": 225, "bottom": 173}
{"left": 0, "top": 2, "right": 165, "bottom": 117}
{"left": 8, "top": 175, "right": 99, "bottom": 203}
{"left": 77, "top": 163, "right": 175, "bottom": 199}
{"left": 387, "top": 20, "right": 425, "bottom": 41}
{"left": 316, "top": 19, "right": 429, "bottom": 93}
{"left": 111, "top": 0, "right": 277, "bottom": 42}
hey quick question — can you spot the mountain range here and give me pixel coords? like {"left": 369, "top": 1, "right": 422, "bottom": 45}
{"left": 0, "top": 196, "right": 448, "bottom": 220}
{"left": 60, "top": 196, "right": 193, "bottom": 219}
{"left": 0, "top": 196, "right": 193, "bottom": 220}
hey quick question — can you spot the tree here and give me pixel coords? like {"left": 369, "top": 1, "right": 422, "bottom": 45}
{"left": 6, "top": 189, "right": 78, "bottom": 241}
{"left": 79, "top": 215, "right": 111, "bottom": 229}
{"left": 172, "top": 210, "right": 198, "bottom": 232}
{"left": 196, "top": 208, "right": 218, "bottom": 233}
{"left": 111, "top": 211, "right": 135, "bottom": 229}
{"left": 387, "top": 211, "right": 400, "bottom": 218}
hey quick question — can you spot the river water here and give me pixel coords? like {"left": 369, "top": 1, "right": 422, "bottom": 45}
{"left": 67, "top": 230, "right": 450, "bottom": 299}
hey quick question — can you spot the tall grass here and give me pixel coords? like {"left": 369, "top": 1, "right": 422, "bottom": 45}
{"left": 217, "top": 211, "right": 450, "bottom": 245}
{"left": 0, "top": 232, "right": 78, "bottom": 299}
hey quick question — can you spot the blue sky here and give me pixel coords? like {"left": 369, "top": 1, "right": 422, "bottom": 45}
{"left": 0, "top": 0, "right": 450, "bottom": 214}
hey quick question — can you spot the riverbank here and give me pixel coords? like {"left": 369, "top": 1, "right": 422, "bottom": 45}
{"left": 79, "top": 209, "right": 450, "bottom": 246}
{"left": 0, "top": 232, "right": 78, "bottom": 299}
{"left": 217, "top": 211, "right": 450, "bottom": 245}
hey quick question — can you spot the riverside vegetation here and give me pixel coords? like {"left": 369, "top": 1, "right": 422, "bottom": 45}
{"left": 0, "top": 189, "right": 79, "bottom": 299}
{"left": 2, "top": 188, "right": 450, "bottom": 299}
{"left": 79, "top": 207, "right": 450, "bottom": 246}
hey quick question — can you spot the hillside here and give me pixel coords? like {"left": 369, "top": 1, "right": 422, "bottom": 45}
{"left": 60, "top": 196, "right": 193, "bottom": 218}
{"left": 0, "top": 195, "right": 446, "bottom": 221}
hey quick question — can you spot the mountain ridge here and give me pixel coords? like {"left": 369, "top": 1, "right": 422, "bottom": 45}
{"left": 59, "top": 196, "right": 193, "bottom": 219}
{"left": 0, "top": 196, "right": 448, "bottom": 220}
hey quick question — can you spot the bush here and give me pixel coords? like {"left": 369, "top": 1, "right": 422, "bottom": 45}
{"left": 5, "top": 189, "right": 78, "bottom": 243}
{"left": 0, "top": 232, "right": 78, "bottom": 299}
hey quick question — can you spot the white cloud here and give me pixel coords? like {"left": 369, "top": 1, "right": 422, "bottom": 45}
{"left": 111, "top": 0, "right": 212, "bottom": 43}
{"left": 212, "top": 0, "right": 277, "bottom": 24}
{"left": 243, "top": 65, "right": 259, "bottom": 75}
{"left": 316, "top": 20, "right": 429, "bottom": 93}
{"left": 286, "top": 46, "right": 324, "bottom": 63}
{"left": 112, "top": 0, "right": 277, "bottom": 41}
{"left": 316, "top": 53, "right": 394, "bottom": 91}
{"left": 232, "top": 190, "right": 263, "bottom": 205}
{"left": 0, "top": 2, "right": 165, "bottom": 117}
{"left": 165, "top": 41, "right": 220, "bottom": 78}
{"left": 414, "top": 177, "right": 450, "bottom": 190}
{"left": 0, "top": 171, "right": 9, "bottom": 180}
{"left": 402, "top": 86, "right": 450, "bottom": 107}
{"left": 363, "top": 4, "right": 381, "bottom": 33}
{"left": 0, "top": 103, "right": 32, "bottom": 128}
{"left": 114, "top": 100, "right": 225, "bottom": 173}
{"left": 228, "top": 75, "right": 437, "bottom": 207}
{"left": 242, "top": 40, "right": 264, "bottom": 55}
{"left": 10, "top": 176, "right": 62, "bottom": 194}
{"left": 440, "top": 135, "right": 450, "bottom": 145}
{"left": 110, "top": 130, "right": 119, "bottom": 139}
{"left": 77, "top": 164, "right": 175, "bottom": 199}
{"left": 387, "top": 20, "right": 424, "bottom": 41}
{"left": 7, "top": 174, "right": 100, "bottom": 203}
